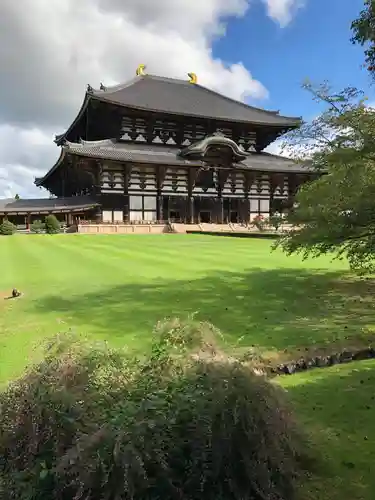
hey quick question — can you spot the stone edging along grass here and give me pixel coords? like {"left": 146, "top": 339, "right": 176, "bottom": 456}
{"left": 269, "top": 345, "right": 375, "bottom": 377}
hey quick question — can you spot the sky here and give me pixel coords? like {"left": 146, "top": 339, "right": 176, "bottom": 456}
{"left": 0, "top": 0, "right": 372, "bottom": 199}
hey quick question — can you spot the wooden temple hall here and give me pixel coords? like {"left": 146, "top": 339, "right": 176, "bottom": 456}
{"left": 2, "top": 65, "right": 315, "bottom": 229}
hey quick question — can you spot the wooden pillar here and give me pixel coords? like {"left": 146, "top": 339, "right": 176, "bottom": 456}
{"left": 187, "top": 197, "right": 193, "bottom": 223}
{"left": 123, "top": 164, "right": 131, "bottom": 223}
{"left": 244, "top": 199, "right": 250, "bottom": 224}
{"left": 95, "top": 207, "right": 102, "bottom": 224}
{"left": 244, "top": 171, "right": 255, "bottom": 223}
{"left": 218, "top": 198, "right": 223, "bottom": 223}
{"left": 218, "top": 169, "right": 231, "bottom": 224}
{"left": 156, "top": 194, "right": 161, "bottom": 222}
{"left": 156, "top": 166, "right": 166, "bottom": 222}
{"left": 162, "top": 196, "right": 169, "bottom": 222}
{"left": 188, "top": 168, "right": 195, "bottom": 224}
{"left": 25, "top": 214, "right": 30, "bottom": 230}
{"left": 217, "top": 180, "right": 224, "bottom": 223}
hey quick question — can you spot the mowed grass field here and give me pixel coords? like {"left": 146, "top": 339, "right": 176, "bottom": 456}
{"left": 1, "top": 233, "right": 375, "bottom": 499}
{"left": 1, "top": 233, "right": 374, "bottom": 381}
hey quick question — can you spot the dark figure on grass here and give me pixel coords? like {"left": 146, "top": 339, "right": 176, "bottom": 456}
{"left": 12, "top": 288, "right": 21, "bottom": 298}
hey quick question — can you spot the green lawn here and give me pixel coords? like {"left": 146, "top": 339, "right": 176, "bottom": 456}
{"left": 1, "top": 233, "right": 374, "bottom": 381}
{"left": 281, "top": 360, "right": 375, "bottom": 500}
{"left": 1, "top": 233, "right": 375, "bottom": 499}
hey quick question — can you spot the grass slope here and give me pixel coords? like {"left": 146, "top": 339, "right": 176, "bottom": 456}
{"left": 281, "top": 360, "right": 375, "bottom": 500}
{"left": 0, "top": 233, "right": 374, "bottom": 382}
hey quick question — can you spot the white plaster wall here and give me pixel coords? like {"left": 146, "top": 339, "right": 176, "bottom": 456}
{"left": 102, "top": 210, "right": 113, "bottom": 222}
{"left": 113, "top": 210, "right": 123, "bottom": 222}
{"left": 143, "top": 196, "right": 157, "bottom": 210}
{"left": 129, "top": 211, "right": 143, "bottom": 221}
{"left": 143, "top": 211, "right": 157, "bottom": 221}
{"left": 129, "top": 196, "right": 143, "bottom": 210}
{"left": 259, "top": 199, "right": 270, "bottom": 217}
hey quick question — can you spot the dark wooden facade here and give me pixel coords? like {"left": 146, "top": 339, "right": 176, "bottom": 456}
{"left": 33, "top": 70, "right": 315, "bottom": 225}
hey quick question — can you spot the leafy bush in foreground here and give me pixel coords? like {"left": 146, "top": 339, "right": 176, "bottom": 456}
{"left": 0, "top": 220, "right": 16, "bottom": 235}
{"left": 0, "top": 320, "right": 318, "bottom": 500}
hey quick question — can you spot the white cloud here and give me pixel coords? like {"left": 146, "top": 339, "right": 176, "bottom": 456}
{"left": 0, "top": 125, "right": 56, "bottom": 199}
{"left": 0, "top": 0, "right": 305, "bottom": 198}
{"left": 265, "top": 140, "right": 283, "bottom": 156}
{"left": 262, "top": 0, "right": 304, "bottom": 27}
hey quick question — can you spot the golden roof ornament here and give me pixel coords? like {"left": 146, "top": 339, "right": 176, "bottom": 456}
{"left": 136, "top": 64, "right": 146, "bottom": 76}
{"left": 188, "top": 72, "right": 197, "bottom": 84}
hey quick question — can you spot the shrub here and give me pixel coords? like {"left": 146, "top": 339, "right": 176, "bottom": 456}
{"left": 251, "top": 214, "right": 266, "bottom": 231}
{"left": 45, "top": 214, "right": 61, "bottom": 234}
{"left": 268, "top": 212, "right": 285, "bottom": 232}
{"left": 0, "top": 220, "right": 16, "bottom": 235}
{"left": 30, "top": 219, "right": 44, "bottom": 234}
{"left": 0, "top": 321, "right": 318, "bottom": 500}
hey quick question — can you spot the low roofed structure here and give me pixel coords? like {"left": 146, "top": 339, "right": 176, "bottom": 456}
{"left": 0, "top": 196, "right": 99, "bottom": 215}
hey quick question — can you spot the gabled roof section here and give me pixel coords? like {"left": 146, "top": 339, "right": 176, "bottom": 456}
{"left": 179, "top": 131, "right": 249, "bottom": 162}
{"left": 55, "top": 74, "right": 302, "bottom": 145}
{"left": 92, "top": 74, "right": 301, "bottom": 126}
{"left": 36, "top": 139, "right": 313, "bottom": 190}
{"left": 54, "top": 92, "right": 90, "bottom": 145}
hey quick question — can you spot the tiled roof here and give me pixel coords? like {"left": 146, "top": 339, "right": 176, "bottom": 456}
{"left": 0, "top": 196, "right": 99, "bottom": 213}
{"left": 36, "top": 138, "right": 312, "bottom": 187}
{"left": 64, "top": 139, "right": 312, "bottom": 173}
{"left": 91, "top": 74, "right": 301, "bottom": 126}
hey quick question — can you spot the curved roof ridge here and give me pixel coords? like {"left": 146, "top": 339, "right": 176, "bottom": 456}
{"left": 56, "top": 73, "right": 302, "bottom": 144}
{"left": 192, "top": 82, "right": 298, "bottom": 119}
{"left": 77, "top": 138, "right": 116, "bottom": 147}
{"left": 54, "top": 94, "right": 90, "bottom": 145}
{"left": 92, "top": 73, "right": 298, "bottom": 119}
{"left": 35, "top": 148, "right": 66, "bottom": 186}
{"left": 92, "top": 75, "right": 142, "bottom": 94}
{"left": 93, "top": 74, "right": 190, "bottom": 94}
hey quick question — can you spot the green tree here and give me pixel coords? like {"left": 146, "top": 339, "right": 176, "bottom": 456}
{"left": 45, "top": 214, "right": 61, "bottom": 234}
{"left": 351, "top": 0, "right": 375, "bottom": 75}
{"left": 30, "top": 219, "right": 44, "bottom": 234}
{"left": 0, "top": 220, "right": 16, "bottom": 235}
{"left": 276, "top": 81, "right": 375, "bottom": 275}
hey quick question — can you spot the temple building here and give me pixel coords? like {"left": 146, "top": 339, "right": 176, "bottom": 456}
{"left": 1, "top": 66, "right": 316, "bottom": 228}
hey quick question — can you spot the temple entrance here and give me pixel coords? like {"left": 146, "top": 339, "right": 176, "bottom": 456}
{"left": 169, "top": 210, "right": 181, "bottom": 222}
{"left": 199, "top": 211, "right": 211, "bottom": 223}
{"left": 230, "top": 211, "right": 239, "bottom": 223}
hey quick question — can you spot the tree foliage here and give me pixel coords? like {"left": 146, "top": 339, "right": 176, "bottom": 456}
{"left": 45, "top": 214, "right": 61, "bottom": 234}
{"left": 30, "top": 219, "right": 44, "bottom": 234}
{"left": 277, "top": 81, "right": 375, "bottom": 275}
{"left": 0, "top": 220, "right": 16, "bottom": 235}
{"left": 351, "top": 0, "right": 375, "bottom": 75}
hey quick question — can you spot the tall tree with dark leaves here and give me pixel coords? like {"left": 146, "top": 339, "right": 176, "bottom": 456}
{"left": 276, "top": 81, "right": 375, "bottom": 275}
{"left": 351, "top": 0, "right": 375, "bottom": 75}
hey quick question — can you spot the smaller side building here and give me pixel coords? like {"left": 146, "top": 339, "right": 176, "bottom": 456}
{"left": 0, "top": 196, "right": 99, "bottom": 228}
